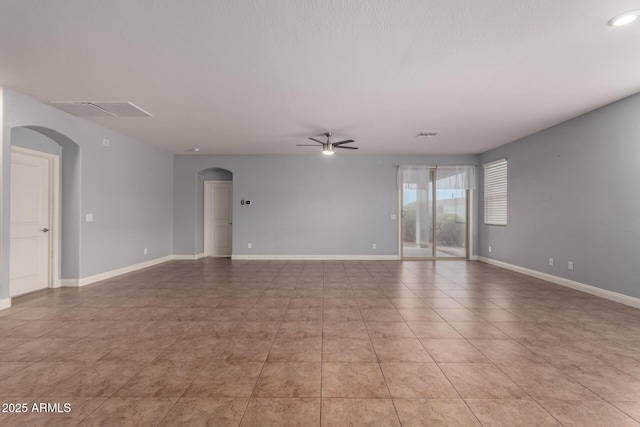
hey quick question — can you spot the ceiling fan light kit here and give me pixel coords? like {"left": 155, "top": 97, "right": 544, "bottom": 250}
{"left": 296, "top": 132, "right": 359, "bottom": 155}
{"left": 608, "top": 10, "right": 640, "bottom": 27}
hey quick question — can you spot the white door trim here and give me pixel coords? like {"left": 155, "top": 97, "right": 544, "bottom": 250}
{"left": 10, "top": 146, "right": 60, "bottom": 291}
{"left": 204, "top": 180, "right": 233, "bottom": 257}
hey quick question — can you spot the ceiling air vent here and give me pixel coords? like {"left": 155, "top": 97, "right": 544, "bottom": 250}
{"left": 49, "top": 101, "right": 152, "bottom": 117}
{"left": 416, "top": 131, "right": 440, "bottom": 138}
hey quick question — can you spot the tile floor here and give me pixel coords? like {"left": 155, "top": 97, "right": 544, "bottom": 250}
{"left": 0, "top": 259, "right": 639, "bottom": 426}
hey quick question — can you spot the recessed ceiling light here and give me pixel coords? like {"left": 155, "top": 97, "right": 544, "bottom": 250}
{"left": 608, "top": 10, "right": 640, "bottom": 27}
{"left": 416, "top": 131, "right": 440, "bottom": 138}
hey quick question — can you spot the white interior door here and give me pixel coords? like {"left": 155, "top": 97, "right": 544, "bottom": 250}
{"left": 10, "top": 150, "right": 52, "bottom": 296}
{"left": 204, "top": 181, "right": 232, "bottom": 257}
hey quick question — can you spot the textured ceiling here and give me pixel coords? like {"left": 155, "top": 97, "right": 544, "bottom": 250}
{"left": 1, "top": 0, "right": 639, "bottom": 155}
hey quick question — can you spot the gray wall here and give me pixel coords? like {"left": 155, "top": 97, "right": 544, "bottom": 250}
{"left": 1, "top": 88, "right": 174, "bottom": 299}
{"left": 174, "top": 154, "right": 479, "bottom": 257}
{"left": 479, "top": 92, "right": 640, "bottom": 299}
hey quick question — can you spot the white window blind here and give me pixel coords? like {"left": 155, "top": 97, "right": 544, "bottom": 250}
{"left": 484, "top": 159, "right": 507, "bottom": 225}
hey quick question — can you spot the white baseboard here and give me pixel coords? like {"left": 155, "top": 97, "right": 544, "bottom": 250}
{"left": 51, "top": 279, "right": 61, "bottom": 289}
{"left": 478, "top": 256, "right": 640, "bottom": 309}
{"left": 469, "top": 255, "right": 479, "bottom": 261}
{"left": 0, "top": 297, "right": 11, "bottom": 311}
{"left": 62, "top": 255, "right": 174, "bottom": 287}
{"left": 231, "top": 254, "right": 401, "bottom": 261}
{"left": 60, "top": 279, "right": 79, "bottom": 287}
{"left": 173, "top": 254, "right": 205, "bottom": 260}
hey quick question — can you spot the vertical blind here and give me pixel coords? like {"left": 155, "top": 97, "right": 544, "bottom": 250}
{"left": 483, "top": 158, "right": 507, "bottom": 225}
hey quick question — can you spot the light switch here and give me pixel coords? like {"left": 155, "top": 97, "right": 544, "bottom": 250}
{"left": 86, "top": 213, "right": 94, "bottom": 222}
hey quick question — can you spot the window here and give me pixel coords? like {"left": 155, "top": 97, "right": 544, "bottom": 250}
{"left": 484, "top": 158, "right": 507, "bottom": 225}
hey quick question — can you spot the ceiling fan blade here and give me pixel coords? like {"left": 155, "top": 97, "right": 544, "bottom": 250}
{"left": 335, "top": 145, "right": 359, "bottom": 150}
{"left": 296, "top": 144, "right": 320, "bottom": 146}
{"left": 332, "top": 139, "right": 355, "bottom": 146}
{"left": 308, "top": 137, "right": 325, "bottom": 144}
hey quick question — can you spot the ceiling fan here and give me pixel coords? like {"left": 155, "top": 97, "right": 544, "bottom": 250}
{"left": 296, "top": 132, "right": 358, "bottom": 155}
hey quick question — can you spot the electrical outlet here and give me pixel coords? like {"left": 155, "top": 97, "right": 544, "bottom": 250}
{"left": 372, "top": 243, "right": 377, "bottom": 249}
{"left": 568, "top": 261, "right": 574, "bottom": 271}
{"left": 488, "top": 246, "right": 492, "bottom": 253}
{"left": 549, "top": 258, "right": 554, "bottom": 266}
{"left": 248, "top": 243, "right": 252, "bottom": 249}
{"left": 85, "top": 213, "right": 93, "bottom": 222}
{"left": 390, "top": 214, "right": 397, "bottom": 220}
{"left": 144, "top": 248, "right": 148, "bottom": 255}
{"left": 103, "top": 139, "right": 110, "bottom": 147}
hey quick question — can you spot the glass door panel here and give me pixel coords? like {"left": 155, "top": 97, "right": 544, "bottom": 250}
{"left": 402, "top": 184, "right": 433, "bottom": 259}
{"left": 435, "top": 189, "right": 467, "bottom": 258}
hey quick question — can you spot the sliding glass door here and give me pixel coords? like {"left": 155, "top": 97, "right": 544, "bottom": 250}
{"left": 435, "top": 188, "right": 467, "bottom": 258}
{"left": 402, "top": 180, "right": 433, "bottom": 258}
{"left": 400, "top": 166, "right": 472, "bottom": 260}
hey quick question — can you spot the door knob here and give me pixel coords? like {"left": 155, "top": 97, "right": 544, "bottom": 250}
{"left": 41, "top": 228, "right": 49, "bottom": 233}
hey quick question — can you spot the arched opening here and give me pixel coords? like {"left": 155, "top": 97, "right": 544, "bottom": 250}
{"left": 9, "top": 126, "right": 80, "bottom": 294}
{"left": 196, "top": 168, "right": 233, "bottom": 257}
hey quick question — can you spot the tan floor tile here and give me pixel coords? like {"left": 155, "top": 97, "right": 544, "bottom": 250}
{"left": 322, "top": 363, "right": 389, "bottom": 398}
{"left": 321, "top": 398, "right": 400, "bottom": 426}
{"left": 277, "top": 321, "right": 323, "bottom": 339}
{"left": 539, "top": 400, "right": 638, "bottom": 427}
{"left": 182, "top": 321, "right": 238, "bottom": 338}
{"left": 283, "top": 308, "right": 323, "bottom": 322}
{"left": 612, "top": 401, "right": 640, "bottom": 423}
{"left": 394, "top": 399, "right": 481, "bottom": 426}
{"left": 323, "top": 308, "right": 362, "bottom": 322}
{"left": 397, "top": 308, "right": 443, "bottom": 322}
{"left": 185, "top": 362, "right": 263, "bottom": 397}
{"left": 421, "top": 339, "right": 489, "bottom": 363}
{"left": 322, "top": 338, "right": 376, "bottom": 362}
{"left": 268, "top": 337, "right": 322, "bottom": 362}
{"left": 0, "top": 362, "right": 31, "bottom": 381}
{"left": 500, "top": 362, "right": 599, "bottom": 400}
{"left": 241, "top": 398, "right": 320, "bottom": 426}
{"left": 0, "top": 337, "right": 80, "bottom": 362}
{"left": 466, "top": 399, "right": 561, "bottom": 426}
{"left": 0, "top": 320, "right": 66, "bottom": 338}
{"left": 212, "top": 338, "right": 272, "bottom": 362}
{"left": 407, "top": 321, "right": 462, "bottom": 338}
{"left": 254, "top": 362, "right": 321, "bottom": 397}
{"left": 562, "top": 364, "right": 640, "bottom": 401}
{"left": 371, "top": 338, "right": 433, "bottom": 362}
{"left": 439, "top": 363, "right": 527, "bottom": 399}
{"left": 360, "top": 308, "right": 404, "bottom": 322}
{"left": 115, "top": 360, "right": 204, "bottom": 397}
{"left": 0, "top": 361, "right": 84, "bottom": 396}
{"left": 44, "top": 361, "right": 142, "bottom": 397}
{"left": 433, "top": 309, "right": 486, "bottom": 322}
{"left": 159, "top": 397, "right": 247, "bottom": 427}
{"left": 156, "top": 337, "right": 222, "bottom": 362}
{"left": 468, "top": 339, "right": 547, "bottom": 366}
{"left": 233, "top": 321, "right": 280, "bottom": 340}
{"left": 380, "top": 362, "right": 458, "bottom": 399}
{"left": 422, "top": 297, "right": 465, "bottom": 308}
{"left": 78, "top": 397, "right": 176, "bottom": 426}
{"left": 1, "top": 260, "right": 640, "bottom": 426}
{"left": 470, "top": 308, "right": 524, "bottom": 322}
{"left": 322, "top": 321, "right": 369, "bottom": 339}
{"left": 449, "top": 321, "right": 511, "bottom": 339}
{"left": 3, "top": 397, "right": 106, "bottom": 427}
{"left": 365, "top": 321, "right": 416, "bottom": 339}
